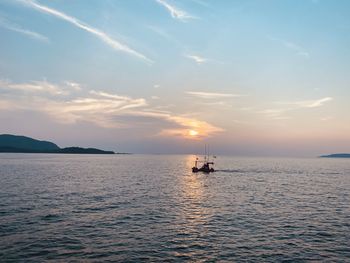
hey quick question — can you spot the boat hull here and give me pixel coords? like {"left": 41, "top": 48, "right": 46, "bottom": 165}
{"left": 192, "top": 167, "right": 214, "bottom": 173}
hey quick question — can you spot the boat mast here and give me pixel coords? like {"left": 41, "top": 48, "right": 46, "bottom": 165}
{"left": 208, "top": 144, "right": 210, "bottom": 162}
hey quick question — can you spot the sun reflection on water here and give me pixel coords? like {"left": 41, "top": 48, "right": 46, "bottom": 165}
{"left": 169, "top": 155, "right": 213, "bottom": 258}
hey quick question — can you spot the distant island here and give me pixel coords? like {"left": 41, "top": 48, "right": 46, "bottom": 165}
{"left": 0, "top": 134, "right": 115, "bottom": 154}
{"left": 320, "top": 153, "right": 350, "bottom": 158}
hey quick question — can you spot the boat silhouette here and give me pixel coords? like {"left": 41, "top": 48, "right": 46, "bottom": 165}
{"left": 192, "top": 145, "right": 215, "bottom": 173}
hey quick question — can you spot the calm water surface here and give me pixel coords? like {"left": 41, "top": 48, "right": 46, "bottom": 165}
{"left": 0, "top": 154, "right": 350, "bottom": 262}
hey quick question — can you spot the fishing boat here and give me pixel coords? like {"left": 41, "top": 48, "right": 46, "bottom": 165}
{"left": 192, "top": 145, "right": 215, "bottom": 173}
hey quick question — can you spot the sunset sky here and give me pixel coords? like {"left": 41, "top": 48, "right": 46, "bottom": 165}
{"left": 1, "top": 0, "right": 350, "bottom": 156}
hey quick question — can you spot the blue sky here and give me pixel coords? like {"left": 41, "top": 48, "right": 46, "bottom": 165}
{"left": 0, "top": 0, "right": 350, "bottom": 156}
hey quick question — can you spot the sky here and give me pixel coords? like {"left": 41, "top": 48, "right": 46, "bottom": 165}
{"left": 0, "top": 0, "right": 350, "bottom": 156}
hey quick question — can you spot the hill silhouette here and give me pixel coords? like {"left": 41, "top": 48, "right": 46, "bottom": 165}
{"left": 0, "top": 134, "right": 59, "bottom": 151}
{"left": 0, "top": 134, "right": 114, "bottom": 154}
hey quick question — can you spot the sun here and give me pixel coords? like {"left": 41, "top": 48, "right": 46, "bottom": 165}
{"left": 188, "top": 130, "right": 199, "bottom": 137}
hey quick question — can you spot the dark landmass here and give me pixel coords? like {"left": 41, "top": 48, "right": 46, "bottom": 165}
{"left": 0, "top": 134, "right": 59, "bottom": 151}
{"left": 320, "top": 153, "right": 350, "bottom": 158}
{"left": 59, "top": 147, "right": 114, "bottom": 154}
{"left": 0, "top": 134, "right": 115, "bottom": 154}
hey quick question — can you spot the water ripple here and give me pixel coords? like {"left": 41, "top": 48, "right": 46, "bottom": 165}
{"left": 0, "top": 154, "right": 349, "bottom": 261}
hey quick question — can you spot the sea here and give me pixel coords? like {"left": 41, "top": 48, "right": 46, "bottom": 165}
{"left": 0, "top": 153, "right": 349, "bottom": 262}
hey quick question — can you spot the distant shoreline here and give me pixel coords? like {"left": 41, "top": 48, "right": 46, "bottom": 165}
{"left": 0, "top": 146, "right": 116, "bottom": 154}
{"left": 0, "top": 134, "right": 117, "bottom": 155}
{"left": 319, "top": 153, "right": 350, "bottom": 158}
{"left": 0, "top": 150, "right": 131, "bottom": 155}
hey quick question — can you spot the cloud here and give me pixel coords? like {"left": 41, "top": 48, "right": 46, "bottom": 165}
{"left": 186, "top": 91, "right": 242, "bottom": 99}
{"left": 64, "top": 81, "right": 82, "bottom": 91}
{"left": 49, "top": 96, "right": 147, "bottom": 128}
{"left": 89, "top": 90, "right": 147, "bottom": 110}
{"left": 0, "top": 79, "right": 222, "bottom": 138}
{"left": 300, "top": 97, "right": 333, "bottom": 108}
{"left": 128, "top": 110, "right": 223, "bottom": 139}
{"left": 17, "top": 0, "right": 152, "bottom": 63}
{"left": 185, "top": 54, "right": 208, "bottom": 64}
{"left": 156, "top": 0, "right": 197, "bottom": 22}
{"left": 258, "top": 108, "right": 290, "bottom": 120}
{"left": 259, "top": 97, "right": 333, "bottom": 120}
{"left": 0, "top": 18, "right": 49, "bottom": 42}
{"left": 0, "top": 79, "right": 67, "bottom": 95}
{"left": 277, "top": 97, "right": 333, "bottom": 108}
{"left": 268, "top": 36, "right": 310, "bottom": 58}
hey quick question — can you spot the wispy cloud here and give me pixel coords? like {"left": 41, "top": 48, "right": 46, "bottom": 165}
{"left": 89, "top": 90, "right": 147, "bottom": 110}
{"left": 156, "top": 0, "right": 197, "bottom": 22}
{"left": 64, "top": 81, "right": 82, "bottom": 91}
{"left": 298, "top": 97, "right": 333, "bottom": 108}
{"left": 17, "top": 0, "right": 152, "bottom": 63}
{"left": 186, "top": 91, "right": 242, "bottom": 99}
{"left": 0, "top": 79, "right": 66, "bottom": 95}
{"left": 259, "top": 97, "right": 333, "bottom": 120}
{"left": 0, "top": 18, "right": 49, "bottom": 42}
{"left": 276, "top": 97, "right": 333, "bottom": 108}
{"left": 258, "top": 108, "right": 291, "bottom": 120}
{"left": 269, "top": 36, "right": 310, "bottom": 58}
{"left": 185, "top": 54, "right": 208, "bottom": 64}
{"left": 0, "top": 79, "right": 222, "bottom": 138}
